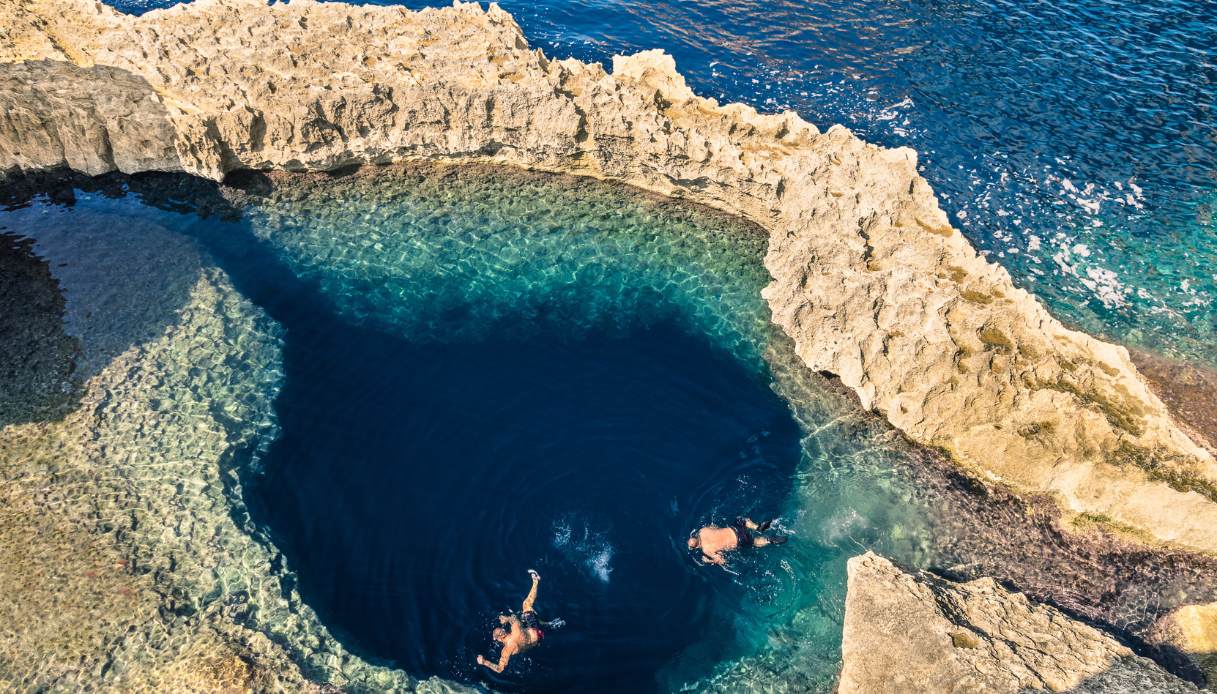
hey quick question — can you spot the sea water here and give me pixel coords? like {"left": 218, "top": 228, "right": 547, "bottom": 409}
{"left": 224, "top": 166, "right": 941, "bottom": 691}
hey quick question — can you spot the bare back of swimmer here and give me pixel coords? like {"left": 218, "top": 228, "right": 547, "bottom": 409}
{"left": 688, "top": 517, "right": 786, "bottom": 565}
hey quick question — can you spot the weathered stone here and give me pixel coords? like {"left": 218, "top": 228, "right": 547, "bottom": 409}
{"left": 1, "top": 0, "right": 1213, "bottom": 551}
{"left": 840, "top": 552, "right": 1199, "bottom": 693}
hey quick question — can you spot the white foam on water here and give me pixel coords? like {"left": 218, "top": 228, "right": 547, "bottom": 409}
{"left": 551, "top": 516, "right": 615, "bottom": 584}
{"left": 552, "top": 519, "right": 573, "bottom": 548}
{"left": 587, "top": 546, "right": 614, "bottom": 583}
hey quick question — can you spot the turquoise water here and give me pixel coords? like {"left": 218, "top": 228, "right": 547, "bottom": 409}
{"left": 0, "top": 168, "right": 931, "bottom": 691}
{"left": 4, "top": 166, "right": 1214, "bottom": 691}
{"left": 230, "top": 166, "right": 936, "bottom": 691}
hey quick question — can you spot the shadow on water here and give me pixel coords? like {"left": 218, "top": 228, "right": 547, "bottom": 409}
{"left": 0, "top": 231, "right": 79, "bottom": 427}
{"left": 0, "top": 167, "right": 806, "bottom": 692}
{"left": 0, "top": 165, "right": 228, "bottom": 426}
{"left": 0, "top": 167, "right": 220, "bottom": 427}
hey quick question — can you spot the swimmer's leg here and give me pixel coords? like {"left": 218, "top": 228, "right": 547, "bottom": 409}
{"left": 522, "top": 569, "right": 541, "bottom": 613}
{"left": 740, "top": 518, "right": 760, "bottom": 530}
{"left": 753, "top": 536, "right": 771, "bottom": 548}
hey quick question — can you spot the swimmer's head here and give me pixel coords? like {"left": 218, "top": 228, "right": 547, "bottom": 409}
{"left": 687, "top": 536, "right": 700, "bottom": 550}
{"left": 493, "top": 627, "right": 508, "bottom": 642}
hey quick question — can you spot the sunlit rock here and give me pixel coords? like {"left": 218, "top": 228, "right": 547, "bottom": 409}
{"left": 840, "top": 552, "right": 1199, "bottom": 693}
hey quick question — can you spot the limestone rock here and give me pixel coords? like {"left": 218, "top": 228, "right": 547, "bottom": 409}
{"left": 840, "top": 552, "right": 1199, "bottom": 693}
{"left": 1, "top": 0, "right": 1216, "bottom": 551}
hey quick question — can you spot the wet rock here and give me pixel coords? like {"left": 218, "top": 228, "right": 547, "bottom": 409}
{"left": 840, "top": 552, "right": 1199, "bottom": 693}
{"left": 1132, "top": 350, "right": 1217, "bottom": 453}
{"left": 1153, "top": 602, "right": 1217, "bottom": 689}
{"left": 1, "top": 0, "right": 1214, "bottom": 551}
{"left": 0, "top": 264, "right": 427, "bottom": 691}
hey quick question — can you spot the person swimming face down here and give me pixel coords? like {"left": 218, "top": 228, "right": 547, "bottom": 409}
{"left": 689, "top": 517, "right": 786, "bottom": 566}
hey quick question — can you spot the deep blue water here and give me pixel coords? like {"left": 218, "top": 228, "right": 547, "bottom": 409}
{"left": 247, "top": 294, "right": 801, "bottom": 692}
{"left": 169, "top": 170, "right": 805, "bottom": 692}
{"left": 104, "top": 0, "right": 1217, "bottom": 362}
{"left": 17, "top": 0, "right": 1217, "bottom": 688}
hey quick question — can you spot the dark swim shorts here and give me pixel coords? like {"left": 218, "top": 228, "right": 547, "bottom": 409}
{"left": 521, "top": 611, "right": 545, "bottom": 640}
{"left": 731, "top": 518, "right": 754, "bottom": 547}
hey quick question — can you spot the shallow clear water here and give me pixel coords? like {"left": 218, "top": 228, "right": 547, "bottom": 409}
{"left": 11, "top": 0, "right": 1217, "bottom": 687}
{"left": 224, "top": 167, "right": 946, "bottom": 691}
{"left": 105, "top": 0, "right": 1217, "bottom": 364}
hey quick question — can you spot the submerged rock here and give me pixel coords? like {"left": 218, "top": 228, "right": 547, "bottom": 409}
{"left": 0, "top": 232, "right": 78, "bottom": 427}
{"left": 1154, "top": 602, "right": 1217, "bottom": 688}
{"left": 1, "top": 0, "right": 1214, "bottom": 553}
{"left": 2, "top": 0, "right": 1217, "bottom": 690}
{"left": 840, "top": 552, "right": 1199, "bottom": 693}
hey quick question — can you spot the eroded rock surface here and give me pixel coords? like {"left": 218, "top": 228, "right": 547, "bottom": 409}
{"left": 840, "top": 552, "right": 1198, "bottom": 693}
{"left": 1, "top": 0, "right": 1214, "bottom": 551}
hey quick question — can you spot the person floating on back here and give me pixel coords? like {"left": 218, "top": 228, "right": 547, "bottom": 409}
{"left": 476, "top": 569, "right": 562, "bottom": 674}
{"left": 688, "top": 517, "right": 786, "bottom": 566}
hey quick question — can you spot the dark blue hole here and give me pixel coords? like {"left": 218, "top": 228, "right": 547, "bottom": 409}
{"left": 222, "top": 240, "right": 804, "bottom": 691}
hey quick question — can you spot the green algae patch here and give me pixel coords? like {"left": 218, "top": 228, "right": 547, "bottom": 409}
{"left": 1112, "top": 442, "right": 1217, "bottom": 506}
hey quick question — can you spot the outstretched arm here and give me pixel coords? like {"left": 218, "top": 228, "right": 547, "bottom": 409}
{"left": 477, "top": 646, "right": 514, "bottom": 673}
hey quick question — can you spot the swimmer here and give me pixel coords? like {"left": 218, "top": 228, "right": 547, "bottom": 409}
{"left": 476, "top": 569, "right": 557, "bottom": 674}
{"left": 688, "top": 517, "right": 786, "bottom": 566}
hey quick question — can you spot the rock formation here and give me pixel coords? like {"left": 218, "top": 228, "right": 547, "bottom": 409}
{"left": 2, "top": 0, "right": 1214, "bottom": 553}
{"left": 840, "top": 552, "right": 1199, "bottom": 693}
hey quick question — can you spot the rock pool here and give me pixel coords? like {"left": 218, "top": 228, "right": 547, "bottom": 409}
{"left": 3, "top": 165, "right": 1214, "bottom": 691}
